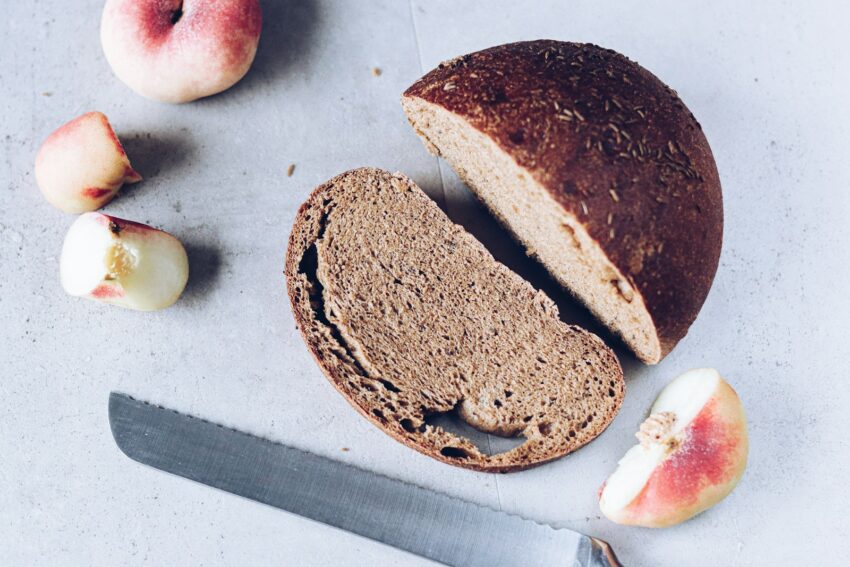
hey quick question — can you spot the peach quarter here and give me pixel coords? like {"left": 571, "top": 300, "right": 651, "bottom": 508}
{"left": 100, "top": 0, "right": 263, "bottom": 103}
{"left": 35, "top": 112, "right": 141, "bottom": 214}
{"left": 599, "top": 368, "right": 748, "bottom": 528}
{"left": 60, "top": 212, "right": 189, "bottom": 311}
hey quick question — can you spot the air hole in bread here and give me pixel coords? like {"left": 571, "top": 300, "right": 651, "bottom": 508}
{"left": 378, "top": 378, "right": 401, "bottom": 393}
{"left": 440, "top": 446, "right": 471, "bottom": 459}
{"left": 400, "top": 418, "right": 425, "bottom": 433}
{"left": 296, "top": 209, "right": 376, "bottom": 380}
{"left": 426, "top": 406, "right": 525, "bottom": 456}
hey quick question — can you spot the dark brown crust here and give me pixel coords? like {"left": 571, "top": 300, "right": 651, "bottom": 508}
{"left": 403, "top": 41, "right": 723, "bottom": 360}
{"left": 285, "top": 168, "right": 624, "bottom": 473}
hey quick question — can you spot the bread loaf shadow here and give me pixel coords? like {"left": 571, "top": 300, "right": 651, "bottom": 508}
{"left": 423, "top": 173, "right": 636, "bottom": 367}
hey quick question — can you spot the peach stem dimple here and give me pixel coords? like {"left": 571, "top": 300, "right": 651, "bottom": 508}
{"left": 170, "top": 1, "right": 184, "bottom": 24}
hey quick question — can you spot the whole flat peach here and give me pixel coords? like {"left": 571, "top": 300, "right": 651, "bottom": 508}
{"left": 101, "top": 0, "right": 262, "bottom": 103}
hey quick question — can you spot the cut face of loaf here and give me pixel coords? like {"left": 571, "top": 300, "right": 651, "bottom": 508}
{"left": 286, "top": 168, "right": 624, "bottom": 472}
{"left": 402, "top": 41, "right": 723, "bottom": 364}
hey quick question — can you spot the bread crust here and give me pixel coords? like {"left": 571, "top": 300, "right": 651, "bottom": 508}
{"left": 403, "top": 41, "right": 723, "bottom": 361}
{"left": 285, "top": 168, "right": 624, "bottom": 472}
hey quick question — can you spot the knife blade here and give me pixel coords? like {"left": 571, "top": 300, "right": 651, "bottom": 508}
{"left": 108, "top": 392, "right": 621, "bottom": 567}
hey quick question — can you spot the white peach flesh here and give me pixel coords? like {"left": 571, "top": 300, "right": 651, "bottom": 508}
{"left": 35, "top": 112, "right": 141, "bottom": 213}
{"left": 60, "top": 213, "right": 189, "bottom": 311}
{"left": 599, "top": 368, "right": 748, "bottom": 528}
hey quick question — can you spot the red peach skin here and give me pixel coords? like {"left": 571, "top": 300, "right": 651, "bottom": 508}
{"left": 100, "top": 0, "right": 262, "bottom": 103}
{"left": 599, "top": 369, "right": 748, "bottom": 528}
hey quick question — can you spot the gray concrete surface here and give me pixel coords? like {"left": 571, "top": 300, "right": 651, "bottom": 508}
{"left": 2, "top": 1, "right": 848, "bottom": 565}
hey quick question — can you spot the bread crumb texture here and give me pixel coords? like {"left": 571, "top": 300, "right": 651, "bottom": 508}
{"left": 286, "top": 168, "right": 624, "bottom": 472}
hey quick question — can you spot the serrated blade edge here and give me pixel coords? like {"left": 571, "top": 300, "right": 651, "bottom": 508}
{"left": 108, "top": 392, "right": 619, "bottom": 567}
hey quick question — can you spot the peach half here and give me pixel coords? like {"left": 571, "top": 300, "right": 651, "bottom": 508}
{"left": 101, "top": 0, "right": 263, "bottom": 103}
{"left": 599, "top": 368, "right": 748, "bottom": 528}
{"left": 60, "top": 213, "right": 189, "bottom": 311}
{"left": 35, "top": 112, "right": 141, "bottom": 214}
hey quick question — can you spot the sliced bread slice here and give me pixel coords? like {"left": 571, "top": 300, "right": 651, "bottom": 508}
{"left": 285, "top": 168, "right": 624, "bottom": 472}
{"left": 402, "top": 41, "right": 723, "bottom": 364}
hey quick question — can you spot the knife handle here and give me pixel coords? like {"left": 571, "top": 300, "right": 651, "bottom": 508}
{"left": 589, "top": 537, "right": 623, "bottom": 567}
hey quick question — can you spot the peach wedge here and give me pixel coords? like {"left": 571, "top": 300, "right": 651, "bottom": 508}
{"left": 599, "top": 368, "right": 748, "bottom": 528}
{"left": 35, "top": 112, "right": 141, "bottom": 214}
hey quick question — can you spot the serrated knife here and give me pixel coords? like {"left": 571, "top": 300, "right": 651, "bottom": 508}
{"left": 108, "top": 392, "right": 622, "bottom": 567}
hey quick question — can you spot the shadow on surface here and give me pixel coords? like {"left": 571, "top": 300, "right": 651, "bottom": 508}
{"left": 219, "top": 0, "right": 321, "bottom": 100}
{"left": 181, "top": 242, "right": 223, "bottom": 303}
{"left": 121, "top": 130, "right": 195, "bottom": 182}
{"left": 425, "top": 408, "right": 525, "bottom": 457}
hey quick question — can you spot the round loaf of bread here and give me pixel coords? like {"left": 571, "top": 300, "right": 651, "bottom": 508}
{"left": 402, "top": 41, "right": 723, "bottom": 364}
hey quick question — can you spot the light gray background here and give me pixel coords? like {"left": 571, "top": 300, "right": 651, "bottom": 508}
{"left": 2, "top": 1, "right": 848, "bottom": 565}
